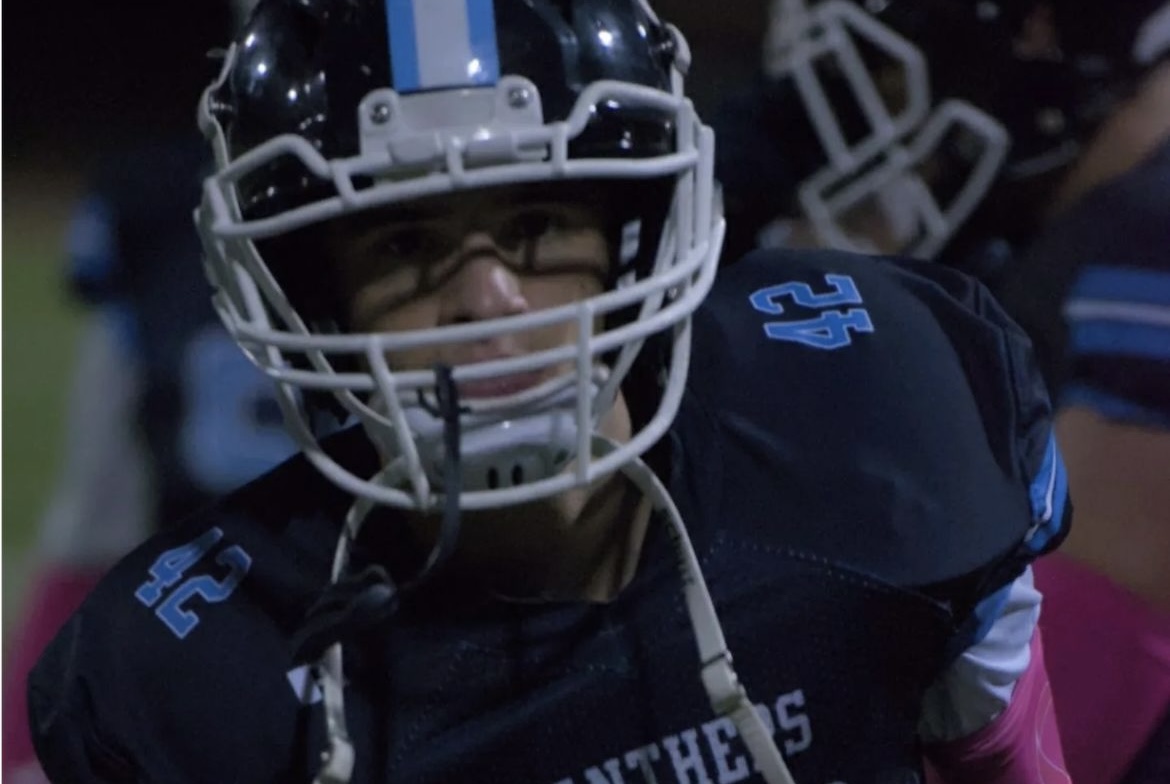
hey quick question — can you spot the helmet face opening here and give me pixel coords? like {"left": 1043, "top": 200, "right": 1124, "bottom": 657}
{"left": 196, "top": 0, "right": 723, "bottom": 512}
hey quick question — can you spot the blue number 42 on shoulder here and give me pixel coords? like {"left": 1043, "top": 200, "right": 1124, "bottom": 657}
{"left": 135, "top": 527, "right": 253, "bottom": 639}
{"left": 749, "top": 273, "right": 875, "bottom": 351}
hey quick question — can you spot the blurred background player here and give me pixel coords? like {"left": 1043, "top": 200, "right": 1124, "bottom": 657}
{"left": 712, "top": 1, "right": 1170, "bottom": 781}
{"left": 993, "top": 4, "right": 1170, "bottom": 782}
{"left": 0, "top": 2, "right": 299, "bottom": 780}
{"left": 715, "top": 0, "right": 1080, "bottom": 271}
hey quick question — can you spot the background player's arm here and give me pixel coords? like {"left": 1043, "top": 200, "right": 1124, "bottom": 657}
{"left": 921, "top": 568, "right": 1070, "bottom": 784}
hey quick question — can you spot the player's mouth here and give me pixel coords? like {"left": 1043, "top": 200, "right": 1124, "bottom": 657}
{"left": 456, "top": 369, "right": 550, "bottom": 400}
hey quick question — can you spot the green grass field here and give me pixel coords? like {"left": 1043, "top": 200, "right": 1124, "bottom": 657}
{"left": 3, "top": 170, "right": 86, "bottom": 630}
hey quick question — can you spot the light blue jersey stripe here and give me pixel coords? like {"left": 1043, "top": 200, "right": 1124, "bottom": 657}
{"left": 1069, "top": 319, "right": 1170, "bottom": 361}
{"left": 1026, "top": 433, "right": 1068, "bottom": 553}
{"left": 1072, "top": 265, "right": 1170, "bottom": 309}
{"left": 386, "top": 0, "right": 421, "bottom": 92}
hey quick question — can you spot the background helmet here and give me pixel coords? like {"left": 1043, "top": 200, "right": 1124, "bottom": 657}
{"left": 196, "top": 0, "right": 722, "bottom": 512}
{"left": 721, "top": 0, "right": 1081, "bottom": 263}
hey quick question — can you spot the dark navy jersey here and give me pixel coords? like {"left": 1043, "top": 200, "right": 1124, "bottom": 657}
{"left": 995, "top": 138, "right": 1170, "bottom": 426}
{"left": 64, "top": 135, "right": 298, "bottom": 525}
{"left": 29, "top": 248, "right": 1068, "bottom": 784}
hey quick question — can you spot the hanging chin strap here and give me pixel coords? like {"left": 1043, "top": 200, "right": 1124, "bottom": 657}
{"left": 308, "top": 365, "right": 465, "bottom": 784}
{"left": 610, "top": 440, "right": 797, "bottom": 784}
{"left": 423, "top": 364, "right": 465, "bottom": 577}
{"left": 308, "top": 435, "right": 797, "bottom": 784}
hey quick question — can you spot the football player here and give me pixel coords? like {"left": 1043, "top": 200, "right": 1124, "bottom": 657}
{"left": 28, "top": 2, "right": 1071, "bottom": 782}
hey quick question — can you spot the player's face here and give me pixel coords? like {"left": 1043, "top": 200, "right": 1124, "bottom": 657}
{"left": 328, "top": 184, "right": 612, "bottom": 398}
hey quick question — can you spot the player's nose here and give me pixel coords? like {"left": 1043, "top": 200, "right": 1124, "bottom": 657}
{"left": 438, "top": 231, "right": 529, "bottom": 325}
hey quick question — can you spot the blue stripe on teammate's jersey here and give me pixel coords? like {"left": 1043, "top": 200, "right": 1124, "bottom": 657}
{"left": 1071, "top": 265, "right": 1170, "bottom": 309}
{"left": 386, "top": 0, "right": 499, "bottom": 93}
{"left": 1025, "top": 433, "right": 1068, "bottom": 553}
{"left": 1068, "top": 319, "right": 1170, "bottom": 361}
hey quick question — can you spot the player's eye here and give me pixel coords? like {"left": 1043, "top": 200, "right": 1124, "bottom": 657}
{"left": 371, "top": 226, "right": 442, "bottom": 262}
{"left": 496, "top": 207, "right": 570, "bottom": 249}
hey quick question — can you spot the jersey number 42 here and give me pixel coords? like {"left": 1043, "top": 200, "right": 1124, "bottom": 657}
{"left": 750, "top": 273, "right": 875, "bottom": 350}
{"left": 134, "top": 527, "right": 252, "bottom": 639}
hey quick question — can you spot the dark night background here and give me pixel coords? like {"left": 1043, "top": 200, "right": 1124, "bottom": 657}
{"left": 5, "top": 4, "right": 236, "bottom": 168}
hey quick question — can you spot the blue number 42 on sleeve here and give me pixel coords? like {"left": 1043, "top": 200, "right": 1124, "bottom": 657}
{"left": 135, "top": 527, "right": 253, "bottom": 639}
{"left": 749, "top": 273, "right": 875, "bottom": 350}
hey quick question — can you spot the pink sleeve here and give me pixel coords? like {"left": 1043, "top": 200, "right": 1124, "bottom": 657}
{"left": 923, "top": 630, "right": 1072, "bottom": 784}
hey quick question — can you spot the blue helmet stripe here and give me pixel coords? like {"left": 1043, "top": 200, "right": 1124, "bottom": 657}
{"left": 385, "top": 0, "right": 422, "bottom": 92}
{"left": 464, "top": 0, "right": 501, "bottom": 86}
{"left": 386, "top": 0, "right": 499, "bottom": 93}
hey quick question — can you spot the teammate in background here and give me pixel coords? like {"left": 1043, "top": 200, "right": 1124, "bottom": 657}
{"left": 993, "top": 4, "right": 1170, "bottom": 782}
{"left": 715, "top": 1, "right": 1170, "bottom": 781}
{"left": 2, "top": 136, "right": 299, "bottom": 784}
{"left": 29, "top": 2, "right": 1070, "bottom": 782}
{"left": 714, "top": 0, "right": 1083, "bottom": 272}
{"left": 1, "top": 4, "right": 294, "bottom": 780}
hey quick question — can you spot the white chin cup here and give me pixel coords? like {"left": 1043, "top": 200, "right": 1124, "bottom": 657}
{"left": 384, "top": 380, "right": 598, "bottom": 494}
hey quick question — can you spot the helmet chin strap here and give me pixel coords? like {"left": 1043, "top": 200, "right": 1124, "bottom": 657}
{"left": 390, "top": 371, "right": 606, "bottom": 496}
{"left": 310, "top": 365, "right": 467, "bottom": 784}
{"left": 610, "top": 441, "right": 798, "bottom": 784}
{"left": 309, "top": 429, "right": 798, "bottom": 784}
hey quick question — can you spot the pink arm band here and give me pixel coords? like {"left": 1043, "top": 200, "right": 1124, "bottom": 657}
{"left": 923, "top": 630, "right": 1071, "bottom": 784}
